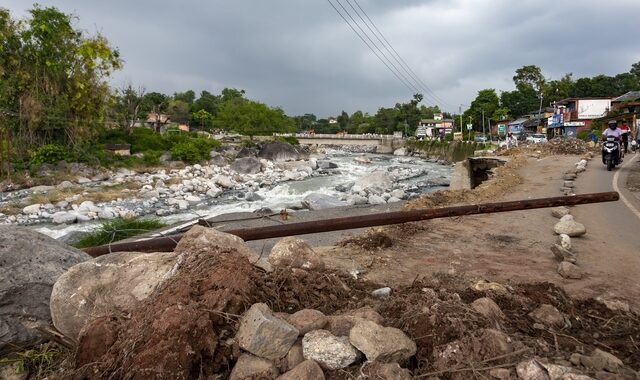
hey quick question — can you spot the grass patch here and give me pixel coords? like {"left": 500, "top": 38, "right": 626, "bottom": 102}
{"left": 73, "top": 217, "right": 167, "bottom": 248}
{"left": 0, "top": 344, "right": 64, "bottom": 378}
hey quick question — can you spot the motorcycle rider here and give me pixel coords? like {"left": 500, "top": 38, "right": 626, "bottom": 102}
{"left": 602, "top": 120, "right": 622, "bottom": 140}
{"left": 602, "top": 120, "right": 623, "bottom": 163}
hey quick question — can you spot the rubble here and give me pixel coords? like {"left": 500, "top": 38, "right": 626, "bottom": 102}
{"left": 236, "top": 303, "right": 299, "bottom": 360}
{"left": 349, "top": 320, "right": 417, "bottom": 363}
{"left": 301, "top": 330, "right": 359, "bottom": 370}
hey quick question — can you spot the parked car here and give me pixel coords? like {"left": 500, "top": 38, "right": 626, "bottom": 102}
{"left": 526, "top": 134, "right": 548, "bottom": 144}
{"left": 474, "top": 134, "right": 488, "bottom": 142}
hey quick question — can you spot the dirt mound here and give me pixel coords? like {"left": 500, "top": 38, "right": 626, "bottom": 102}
{"left": 406, "top": 155, "right": 525, "bottom": 210}
{"left": 337, "top": 228, "right": 394, "bottom": 250}
{"left": 73, "top": 247, "right": 259, "bottom": 379}
{"left": 68, "top": 261, "right": 640, "bottom": 379}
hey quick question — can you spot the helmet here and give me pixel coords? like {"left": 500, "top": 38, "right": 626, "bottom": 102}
{"left": 608, "top": 120, "right": 617, "bottom": 129}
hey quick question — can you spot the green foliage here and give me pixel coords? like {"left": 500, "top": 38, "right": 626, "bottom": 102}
{"left": 142, "top": 150, "right": 162, "bottom": 166}
{"left": 74, "top": 218, "right": 166, "bottom": 248}
{"left": 0, "top": 6, "right": 121, "bottom": 159}
{"left": 171, "top": 141, "right": 201, "bottom": 163}
{"left": 0, "top": 345, "right": 61, "bottom": 377}
{"left": 215, "top": 98, "right": 296, "bottom": 137}
{"left": 30, "top": 144, "right": 68, "bottom": 165}
{"left": 170, "top": 138, "right": 218, "bottom": 163}
{"left": 275, "top": 136, "right": 299, "bottom": 145}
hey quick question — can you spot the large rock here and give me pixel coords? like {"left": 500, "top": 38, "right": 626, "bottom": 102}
{"left": 528, "top": 304, "right": 565, "bottom": 328}
{"left": 236, "top": 303, "right": 299, "bottom": 360}
{"left": 287, "top": 309, "right": 328, "bottom": 335}
{"left": 50, "top": 251, "right": 177, "bottom": 340}
{"left": 364, "top": 362, "right": 412, "bottom": 380}
{"left": 0, "top": 226, "right": 90, "bottom": 354}
{"left": 22, "top": 203, "right": 41, "bottom": 215}
{"left": 269, "top": 237, "right": 324, "bottom": 270}
{"left": 230, "top": 157, "right": 262, "bottom": 174}
{"left": 302, "top": 329, "right": 359, "bottom": 370}
{"left": 557, "top": 234, "right": 572, "bottom": 250}
{"left": 551, "top": 206, "right": 571, "bottom": 218}
{"left": 259, "top": 141, "right": 301, "bottom": 162}
{"left": 558, "top": 261, "right": 583, "bottom": 279}
{"left": 349, "top": 320, "right": 417, "bottom": 363}
{"left": 317, "top": 160, "right": 338, "bottom": 169}
{"left": 174, "top": 225, "right": 271, "bottom": 272}
{"left": 302, "top": 193, "right": 348, "bottom": 210}
{"left": 277, "top": 360, "right": 324, "bottom": 380}
{"left": 52, "top": 211, "right": 78, "bottom": 224}
{"left": 553, "top": 220, "right": 586, "bottom": 237}
{"left": 471, "top": 297, "right": 504, "bottom": 321}
{"left": 580, "top": 348, "right": 623, "bottom": 372}
{"left": 230, "top": 353, "right": 279, "bottom": 380}
{"left": 551, "top": 244, "right": 577, "bottom": 263}
{"left": 326, "top": 307, "right": 385, "bottom": 336}
{"left": 353, "top": 171, "right": 392, "bottom": 195}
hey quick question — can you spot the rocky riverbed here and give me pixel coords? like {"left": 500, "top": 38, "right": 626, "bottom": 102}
{"left": 0, "top": 143, "right": 452, "bottom": 240}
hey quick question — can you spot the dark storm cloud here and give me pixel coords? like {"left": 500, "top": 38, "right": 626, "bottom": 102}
{"left": 3, "top": 0, "right": 640, "bottom": 116}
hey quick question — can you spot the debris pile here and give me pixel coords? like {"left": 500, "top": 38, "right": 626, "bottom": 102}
{"left": 46, "top": 226, "right": 638, "bottom": 379}
{"left": 498, "top": 138, "right": 594, "bottom": 157}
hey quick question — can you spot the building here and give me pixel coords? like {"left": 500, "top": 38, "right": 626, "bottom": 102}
{"left": 606, "top": 91, "right": 640, "bottom": 135}
{"left": 547, "top": 98, "right": 611, "bottom": 138}
{"left": 146, "top": 112, "right": 171, "bottom": 132}
{"left": 417, "top": 113, "right": 455, "bottom": 139}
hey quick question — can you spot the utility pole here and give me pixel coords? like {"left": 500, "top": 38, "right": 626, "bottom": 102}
{"left": 537, "top": 90, "right": 544, "bottom": 133}
{"left": 459, "top": 105, "right": 463, "bottom": 136}
{"left": 482, "top": 109, "right": 485, "bottom": 138}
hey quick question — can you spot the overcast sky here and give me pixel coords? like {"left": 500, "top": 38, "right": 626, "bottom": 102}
{"left": 4, "top": 0, "right": 640, "bottom": 117}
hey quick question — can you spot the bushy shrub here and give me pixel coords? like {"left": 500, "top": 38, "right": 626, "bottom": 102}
{"left": 171, "top": 137, "right": 220, "bottom": 163}
{"left": 30, "top": 144, "right": 68, "bottom": 165}
{"left": 142, "top": 150, "right": 162, "bottom": 166}
{"left": 171, "top": 141, "right": 201, "bottom": 163}
{"left": 275, "top": 136, "right": 299, "bottom": 145}
{"left": 129, "top": 128, "right": 171, "bottom": 153}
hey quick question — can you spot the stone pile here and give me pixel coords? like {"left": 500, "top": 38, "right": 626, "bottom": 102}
{"left": 230, "top": 302, "right": 415, "bottom": 379}
{"left": 548, "top": 152, "right": 594, "bottom": 280}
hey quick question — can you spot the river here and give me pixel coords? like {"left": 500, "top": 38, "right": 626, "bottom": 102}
{"left": 32, "top": 151, "right": 452, "bottom": 240}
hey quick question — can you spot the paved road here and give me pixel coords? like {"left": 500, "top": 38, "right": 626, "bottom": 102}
{"left": 570, "top": 151, "right": 640, "bottom": 305}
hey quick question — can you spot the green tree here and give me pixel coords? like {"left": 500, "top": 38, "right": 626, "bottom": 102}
{"left": 192, "top": 90, "right": 220, "bottom": 115}
{"left": 0, "top": 6, "right": 121, "bottom": 157}
{"left": 167, "top": 99, "right": 190, "bottom": 124}
{"left": 465, "top": 89, "right": 500, "bottom": 130}
{"left": 110, "top": 83, "right": 145, "bottom": 133}
{"left": 173, "top": 90, "right": 195, "bottom": 105}
{"left": 192, "top": 109, "right": 213, "bottom": 130}
{"left": 337, "top": 110, "right": 349, "bottom": 130}
{"left": 214, "top": 99, "right": 295, "bottom": 138}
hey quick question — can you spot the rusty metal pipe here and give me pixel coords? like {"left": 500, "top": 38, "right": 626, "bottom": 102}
{"left": 83, "top": 191, "right": 619, "bottom": 257}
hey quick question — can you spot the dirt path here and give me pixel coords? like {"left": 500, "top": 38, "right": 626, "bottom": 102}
{"left": 317, "top": 154, "right": 640, "bottom": 311}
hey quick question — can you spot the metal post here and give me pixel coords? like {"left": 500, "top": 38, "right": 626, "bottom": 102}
{"left": 83, "top": 192, "right": 620, "bottom": 257}
{"left": 482, "top": 110, "right": 486, "bottom": 138}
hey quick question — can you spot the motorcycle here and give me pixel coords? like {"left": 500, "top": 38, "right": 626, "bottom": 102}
{"left": 602, "top": 136, "right": 621, "bottom": 171}
{"left": 631, "top": 139, "right": 638, "bottom": 153}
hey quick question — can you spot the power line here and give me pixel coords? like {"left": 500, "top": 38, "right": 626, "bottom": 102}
{"left": 325, "top": 0, "right": 418, "bottom": 95}
{"left": 334, "top": 0, "right": 425, "bottom": 97}
{"left": 343, "top": 0, "right": 437, "bottom": 104}
{"left": 349, "top": 0, "right": 453, "bottom": 108}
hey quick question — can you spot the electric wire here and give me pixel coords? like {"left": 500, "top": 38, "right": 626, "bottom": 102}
{"left": 350, "top": 0, "right": 452, "bottom": 108}
{"left": 334, "top": 0, "right": 424, "bottom": 97}
{"left": 325, "top": 0, "right": 418, "bottom": 94}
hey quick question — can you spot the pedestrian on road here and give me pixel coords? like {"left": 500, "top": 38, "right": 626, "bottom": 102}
{"left": 619, "top": 123, "right": 630, "bottom": 153}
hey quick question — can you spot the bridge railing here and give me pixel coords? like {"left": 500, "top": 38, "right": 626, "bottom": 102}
{"left": 274, "top": 133, "right": 396, "bottom": 140}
